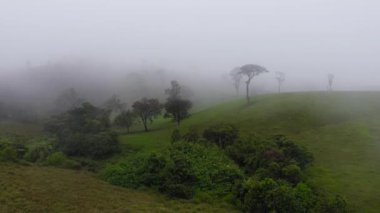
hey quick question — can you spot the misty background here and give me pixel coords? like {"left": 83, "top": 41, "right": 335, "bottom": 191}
{"left": 1, "top": 0, "right": 380, "bottom": 118}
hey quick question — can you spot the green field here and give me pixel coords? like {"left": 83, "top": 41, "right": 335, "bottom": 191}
{"left": 118, "top": 91, "right": 380, "bottom": 212}
{"left": 2, "top": 91, "right": 380, "bottom": 212}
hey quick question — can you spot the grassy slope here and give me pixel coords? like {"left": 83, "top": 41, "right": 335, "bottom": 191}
{"left": 0, "top": 163, "right": 235, "bottom": 212}
{"left": 120, "top": 91, "right": 380, "bottom": 212}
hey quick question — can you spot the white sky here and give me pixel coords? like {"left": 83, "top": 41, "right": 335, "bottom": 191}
{"left": 1, "top": 0, "right": 380, "bottom": 90}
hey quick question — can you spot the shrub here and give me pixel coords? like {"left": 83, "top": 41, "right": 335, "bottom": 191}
{"left": 45, "top": 152, "right": 80, "bottom": 169}
{"left": 0, "top": 146, "right": 17, "bottom": 162}
{"left": 282, "top": 164, "right": 303, "bottom": 184}
{"left": 103, "top": 142, "right": 243, "bottom": 200}
{"left": 203, "top": 123, "right": 239, "bottom": 148}
{"left": 236, "top": 178, "right": 317, "bottom": 213}
{"left": 24, "top": 143, "right": 53, "bottom": 163}
{"left": 45, "top": 102, "right": 119, "bottom": 159}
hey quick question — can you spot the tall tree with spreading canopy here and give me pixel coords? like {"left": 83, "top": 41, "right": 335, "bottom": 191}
{"left": 132, "top": 98, "right": 162, "bottom": 132}
{"left": 230, "top": 67, "right": 242, "bottom": 96}
{"left": 164, "top": 81, "right": 192, "bottom": 128}
{"left": 238, "top": 64, "right": 269, "bottom": 103}
{"left": 275, "top": 72, "right": 286, "bottom": 93}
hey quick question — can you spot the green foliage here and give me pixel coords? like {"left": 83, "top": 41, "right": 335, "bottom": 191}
{"left": 182, "top": 127, "right": 200, "bottom": 143}
{"left": 103, "top": 142, "right": 243, "bottom": 200}
{"left": 45, "top": 152, "right": 80, "bottom": 169}
{"left": 203, "top": 123, "right": 239, "bottom": 148}
{"left": 226, "top": 134, "right": 312, "bottom": 184}
{"left": 45, "top": 102, "right": 118, "bottom": 159}
{"left": 114, "top": 110, "right": 135, "bottom": 132}
{"left": 0, "top": 146, "right": 17, "bottom": 162}
{"left": 236, "top": 178, "right": 317, "bottom": 213}
{"left": 24, "top": 143, "right": 53, "bottom": 163}
{"left": 170, "top": 129, "right": 181, "bottom": 144}
{"left": 132, "top": 98, "right": 163, "bottom": 132}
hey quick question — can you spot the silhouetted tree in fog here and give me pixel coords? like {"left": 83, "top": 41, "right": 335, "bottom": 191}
{"left": 132, "top": 98, "right": 162, "bottom": 132}
{"left": 114, "top": 110, "right": 136, "bottom": 133}
{"left": 275, "top": 72, "right": 286, "bottom": 93}
{"left": 55, "top": 88, "right": 84, "bottom": 112}
{"left": 238, "top": 64, "right": 269, "bottom": 103}
{"left": 230, "top": 67, "right": 242, "bottom": 96}
{"left": 328, "top": 74, "right": 334, "bottom": 91}
{"left": 103, "top": 94, "right": 126, "bottom": 113}
{"left": 164, "top": 81, "right": 193, "bottom": 128}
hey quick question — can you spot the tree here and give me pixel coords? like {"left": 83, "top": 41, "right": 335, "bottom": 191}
{"left": 275, "top": 72, "right": 286, "bottom": 93}
{"left": 55, "top": 88, "right": 84, "bottom": 112}
{"left": 103, "top": 94, "right": 126, "bottom": 114}
{"left": 238, "top": 64, "right": 269, "bottom": 103}
{"left": 230, "top": 67, "right": 242, "bottom": 96}
{"left": 203, "top": 123, "right": 239, "bottom": 149}
{"left": 164, "top": 81, "right": 193, "bottom": 128}
{"left": 44, "top": 102, "right": 118, "bottom": 159}
{"left": 328, "top": 74, "right": 334, "bottom": 91}
{"left": 132, "top": 98, "right": 162, "bottom": 132}
{"left": 114, "top": 110, "right": 135, "bottom": 133}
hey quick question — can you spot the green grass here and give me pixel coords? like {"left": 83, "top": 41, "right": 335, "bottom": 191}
{"left": 119, "top": 91, "right": 380, "bottom": 212}
{"left": 3, "top": 91, "right": 380, "bottom": 212}
{"left": 0, "top": 163, "right": 236, "bottom": 212}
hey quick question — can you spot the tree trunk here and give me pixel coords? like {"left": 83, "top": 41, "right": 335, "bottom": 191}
{"left": 142, "top": 118, "right": 148, "bottom": 132}
{"left": 278, "top": 83, "right": 281, "bottom": 94}
{"left": 246, "top": 81, "right": 250, "bottom": 103}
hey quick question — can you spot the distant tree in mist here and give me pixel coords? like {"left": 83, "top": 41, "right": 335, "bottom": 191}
{"left": 328, "top": 74, "right": 335, "bottom": 91}
{"left": 275, "top": 72, "right": 286, "bottom": 93}
{"left": 132, "top": 98, "right": 163, "bottom": 132}
{"left": 238, "top": 64, "right": 269, "bottom": 103}
{"left": 44, "top": 102, "right": 118, "bottom": 159}
{"left": 114, "top": 110, "right": 136, "bottom": 133}
{"left": 55, "top": 88, "right": 84, "bottom": 112}
{"left": 103, "top": 94, "right": 126, "bottom": 114}
{"left": 230, "top": 67, "right": 242, "bottom": 96}
{"left": 164, "top": 81, "right": 193, "bottom": 128}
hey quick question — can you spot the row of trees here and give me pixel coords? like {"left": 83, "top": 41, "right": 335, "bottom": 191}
{"left": 230, "top": 64, "right": 336, "bottom": 103}
{"left": 53, "top": 80, "right": 193, "bottom": 133}
{"left": 115, "top": 81, "right": 192, "bottom": 132}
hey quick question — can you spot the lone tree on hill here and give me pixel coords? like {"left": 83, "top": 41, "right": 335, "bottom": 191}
{"left": 275, "top": 72, "right": 286, "bottom": 93}
{"left": 230, "top": 67, "right": 243, "bottom": 96}
{"left": 238, "top": 64, "right": 269, "bottom": 103}
{"left": 164, "top": 81, "right": 193, "bottom": 128}
{"left": 328, "top": 74, "right": 334, "bottom": 91}
{"left": 132, "top": 98, "right": 162, "bottom": 132}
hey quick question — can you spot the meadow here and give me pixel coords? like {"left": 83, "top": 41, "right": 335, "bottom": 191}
{"left": 1, "top": 91, "right": 380, "bottom": 212}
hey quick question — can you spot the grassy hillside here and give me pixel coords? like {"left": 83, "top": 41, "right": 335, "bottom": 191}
{"left": 0, "top": 163, "right": 236, "bottom": 212}
{"left": 119, "top": 91, "right": 380, "bottom": 212}
{"left": 2, "top": 91, "right": 380, "bottom": 212}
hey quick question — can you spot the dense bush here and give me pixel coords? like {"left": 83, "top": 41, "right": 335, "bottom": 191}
{"left": 24, "top": 140, "right": 54, "bottom": 163}
{"left": 236, "top": 178, "right": 317, "bottom": 213}
{"left": 203, "top": 123, "right": 239, "bottom": 148}
{"left": 226, "top": 134, "right": 312, "bottom": 184}
{"left": 45, "top": 152, "right": 80, "bottom": 169}
{"left": 45, "top": 102, "right": 119, "bottom": 159}
{"left": 102, "top": 142, "right": 243, "bottom": 200}
{"left": 0, "top": 136, "right": 28, "bottom": 162}
{"left": 0, "top": 146, "right": 18, "bottom": 162}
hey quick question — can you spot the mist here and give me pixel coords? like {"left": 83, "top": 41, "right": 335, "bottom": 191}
{"left": 1, "top": 0, "right": 380, "bottom": 117}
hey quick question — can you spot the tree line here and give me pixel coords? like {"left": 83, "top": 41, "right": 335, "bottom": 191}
{"left": 230, "top": 63, "right": 336, "bottom": 104}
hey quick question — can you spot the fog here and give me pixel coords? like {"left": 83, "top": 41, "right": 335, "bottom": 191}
{"left": 1, "top": 0, "right": 380, "bottom": 117}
